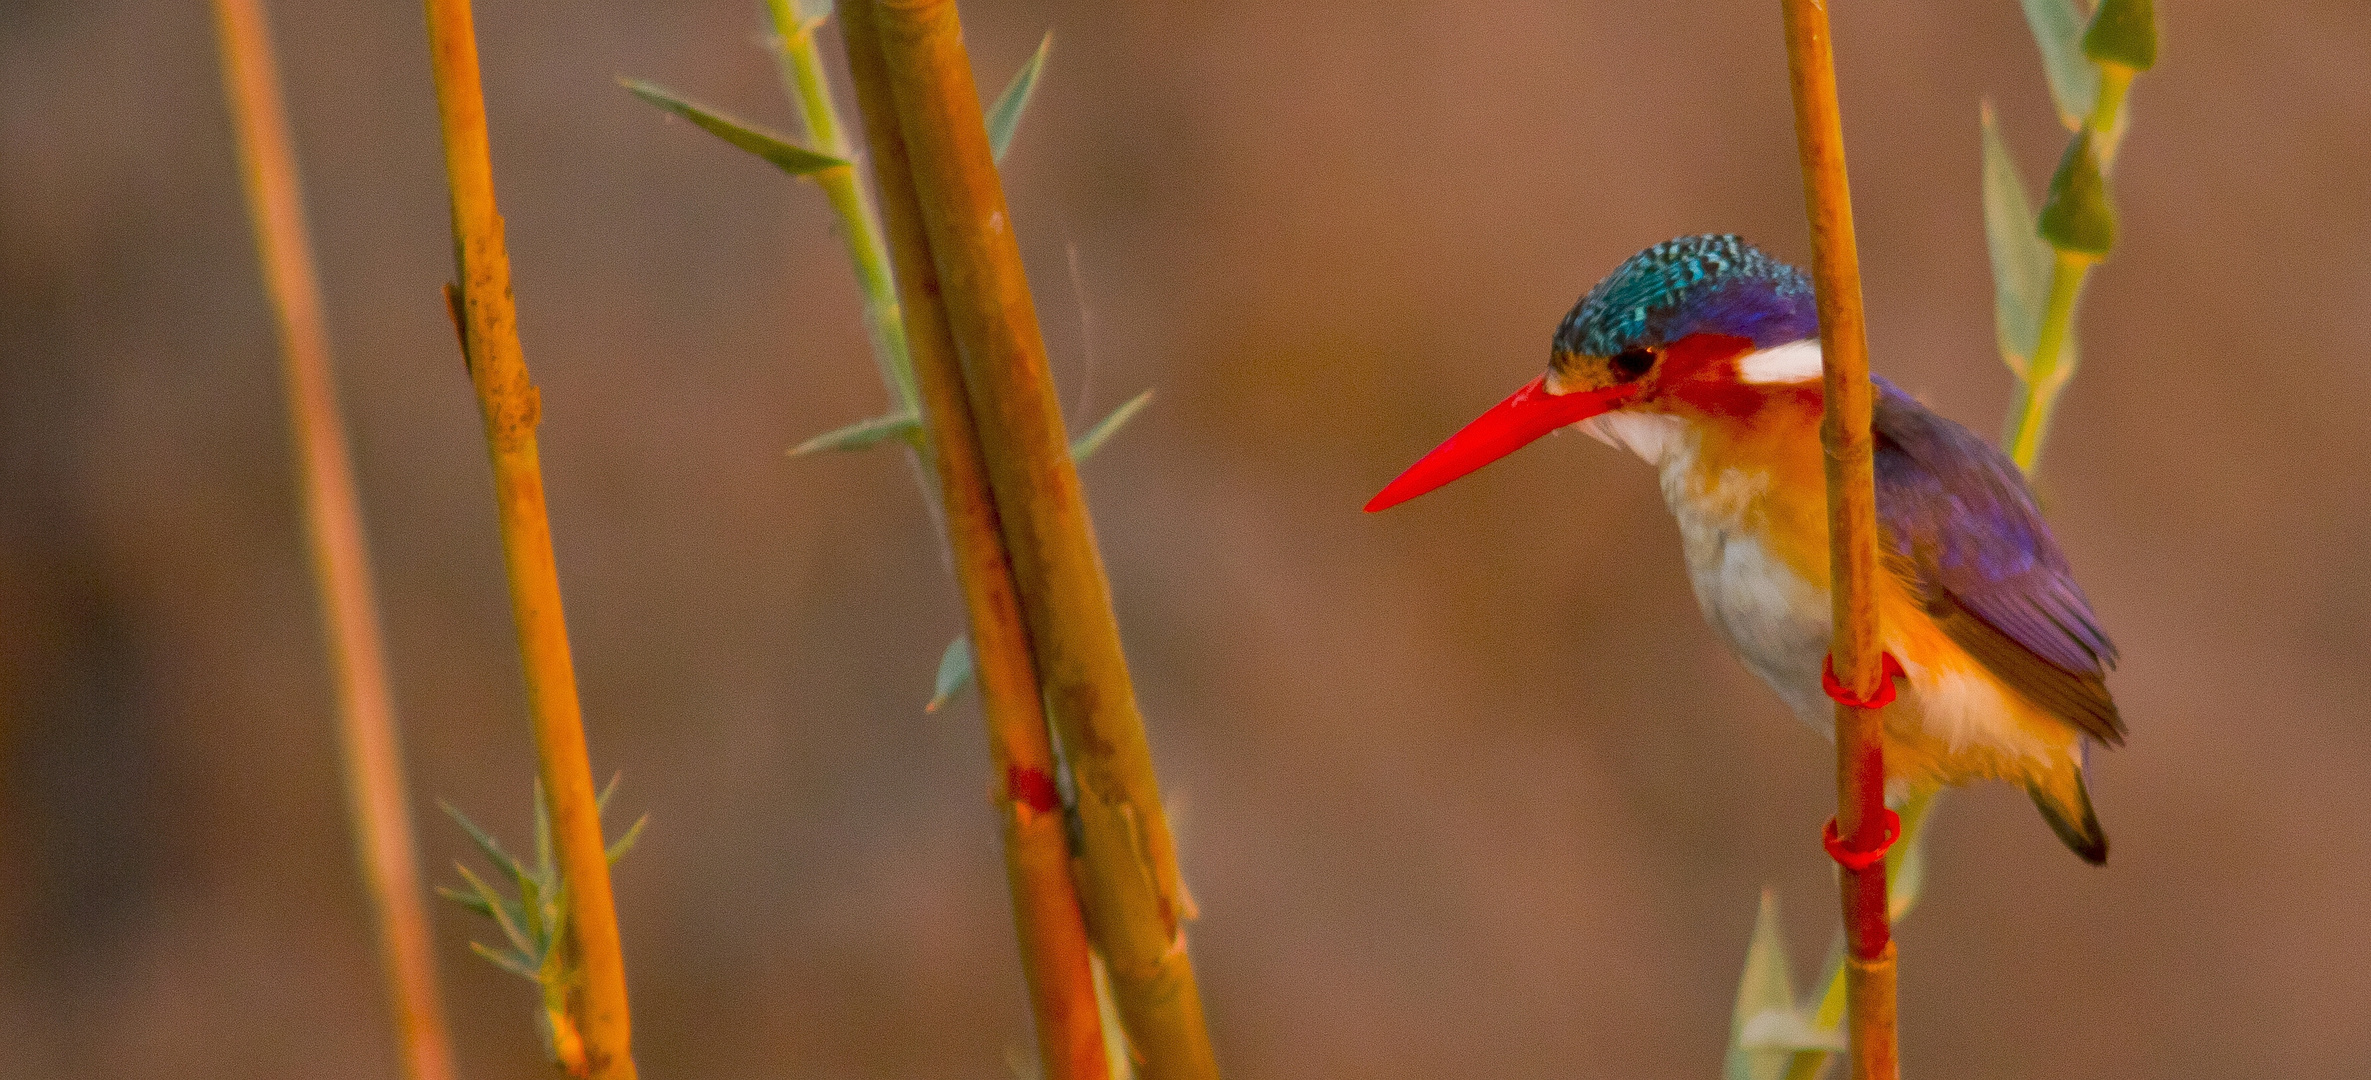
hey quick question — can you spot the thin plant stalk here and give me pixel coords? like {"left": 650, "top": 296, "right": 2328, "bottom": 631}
{"left": 420, "top": 1, "right": 636, "bottom": 1075}
{"left": 834, "top": 3, "right": 1113, "bottom": 1076}
{"left": 1779, "top": 2, "right": 1898, "bottom": 1078}
{"left": 841, "top": 2, "right": 1219, "bottom": 1076}
{"left": 2001, "top": 79, "right": 2132, "bottom": 474}
{"left": 210, "top": 4, "right": 458, "bottom": 1078}
{"left": 763, "top": 0, "right": 919, "bottom": 415}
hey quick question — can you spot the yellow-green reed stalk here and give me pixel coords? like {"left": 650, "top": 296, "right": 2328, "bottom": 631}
{"left": 623, "top": 14, "right": 1116, "bottom": 1073}
{"left": 842, "top": 2, "right": 1219, "bottom": 1076}
{"left": 1765, "top": 7, "right": 2155, "bottom": 1077}
{"left": 210, "top": 3, "right": 458, "bottom": 1078}
{"left": 836, "top": 9, "right": 1113, "bottom": 1073}
{"left": 763, "top": 0, "right": 918, "bottom": 419}
{"left": 2002, "top": 0, "right": 2154, "bottom": 474}
{"left": 421, "top": 0, "right": 636, "bottom": 1075}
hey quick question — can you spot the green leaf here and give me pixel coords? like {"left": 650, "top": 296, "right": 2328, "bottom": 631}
{"left": 435, "top": 884, "right": 495, "bottom": 917}
{"left": 2082, "top": 0, "right": 2157, "bottom": 71}
{"left": 1887, "top": 788, "right": 1943, "bottom": 923}
{"left": 469, "top": 939, "right": 544, "bottom": 981}
{"left": 440, "top": 800, "right": 530, "bottom": 888}
{"left": 607, "top": 814, "right": 650, "bottom": 865}
{"left": 927, "top": 634, "right": 975, "bottom": 713}
{"left": 1981, "top": 102, "right": 2052, "bottom": 374}
{"left": 789, "top": 412, "right": 921, "bottom": 456}
{"left": 2020, "top": 0, "right": 2100, "bottom": 128}
{"left": 1069, "top": 388, "right": 1154, "bottom": 463}
{"left": 987, "top": 32, "right": 1052, "bottom": 164}
{"left": 1724, "top": 890, "right": 1799, "bottom": 1080}
{"left": 621, "top": 78, "right": 850, "bottom": 176}
{"left": 456, "top": 863, "right": 538, "bottom": 959}
{"left": 2038, "top": 127, "right": 2117, "bottom": 257}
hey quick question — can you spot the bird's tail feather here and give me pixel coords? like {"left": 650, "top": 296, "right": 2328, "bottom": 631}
{"left": 2026, "top": 747, "right": 2108, "bottom": 865}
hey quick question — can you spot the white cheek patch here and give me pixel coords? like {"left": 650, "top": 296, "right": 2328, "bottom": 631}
{"left": 1737, "top": 339, "right": 1824, "bottom": 384}
{"left": 1576, "top": 411, "right": 1688, "bottom": 465}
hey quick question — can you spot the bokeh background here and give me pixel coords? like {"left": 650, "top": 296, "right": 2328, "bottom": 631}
{"left": 3, "top": 1, "right": 2367, "bottom": 1076}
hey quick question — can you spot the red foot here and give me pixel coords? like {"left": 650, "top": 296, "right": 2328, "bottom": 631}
{"left": 1823, "top": 808, "right": 1902, "bottom": 871}
{"left": 1821, "top": 651, "right": 1906, "bottom": 710}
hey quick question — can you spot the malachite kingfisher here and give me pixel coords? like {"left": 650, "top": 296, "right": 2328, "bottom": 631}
{"left": 1368, "top": 234, "right": 2122, "bottom": 864}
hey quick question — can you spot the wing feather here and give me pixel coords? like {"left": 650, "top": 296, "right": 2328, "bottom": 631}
{"left": 1870, "top": 380, "right": 2124, "bottom": 745}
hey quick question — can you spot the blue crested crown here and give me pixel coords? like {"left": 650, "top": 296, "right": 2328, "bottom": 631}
{"left": 1553, "top": 234, "right": 1818, "bottom": 357}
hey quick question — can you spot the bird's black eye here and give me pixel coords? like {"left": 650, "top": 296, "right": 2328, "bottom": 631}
{"left": 1609, "top": 347, "right": 1656, "bottom": 382}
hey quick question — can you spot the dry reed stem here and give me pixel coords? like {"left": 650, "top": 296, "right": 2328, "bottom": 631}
{"left": 837, "top": 3, "right": 1112, "bottom": 1075}
{"left": 420, "top": 1, "right": 635, "bottom": 1075}
{"left": 210, "top": 4, "right": 458, "bottom": 1078}
{"left": 1778, "top": 1, "right": 1898, "bottom": 1077}
{"left": 848, "top": 3, "right": 1219, "bottom": 1076}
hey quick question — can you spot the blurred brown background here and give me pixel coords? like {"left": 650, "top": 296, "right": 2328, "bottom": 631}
{"left": 2, "top": 0, "right": 2366, "bottom": 1076}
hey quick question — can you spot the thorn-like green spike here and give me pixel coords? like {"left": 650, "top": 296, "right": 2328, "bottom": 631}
{"left": 789, "top": 412, "right": 921, "bottom": 456}
{"left": 987, "top": 32, "right": 1053, "bottom": 164}
{"left": 2038, "top": 127, "right": 2116, "bottom": 257}
{"left": 2082, "top": 0, "right": 2157, "bottom": 71}
{"left": 1070, "top": 388, "right": 1154, "bottom": 463}
{"left": 606, "top": 814, "right": 650, "bottom": 865}
{"left": 621, "top": 78, "right": 851, "bottom": 176}
{"left": 469, "top": 939, "right": 544, "bottom": 981}
{"left": 927, "top": 634, "right": 975, "bottom": 712}
{"left": 441, "top": 799, "right": 530, "bottom": 885}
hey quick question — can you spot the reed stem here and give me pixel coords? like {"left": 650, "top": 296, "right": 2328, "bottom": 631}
{"left": 834, "top": 2, "right": 1113, "bottom": 1075}
{"left": 1778, "top": 1, "right": 1898, "bottom": 1077}
{"left": 764, "top": 0, "right": 919, "bottom": 416}
{"left": 420, "top": 1, "right": 636, "bottom": 1074}
{"left": 211, "top": 4, "right": 457, "bottom": 1077}
{"left": 842, "top": 3, "right": 1219, "bottom": 1076}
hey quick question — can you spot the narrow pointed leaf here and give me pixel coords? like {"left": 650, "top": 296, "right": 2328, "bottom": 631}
{"left": 1724, "top": 889, "right": 1798, "bottom": 1080}
{"left": 1069, "top": 388, "right": 1154, "bottom": 463}
{"left": 596, "top": 772, "right": 623, "bottom": 814}
{"left": 986, "top": 32, "right": 1052, "bottom": 164}
{"left": 2020, "top": 0, "right": 2099, "bottom": 127}
{"left": 2038, "top": 127, "right": 2116, "bottom": 257}
{"left": 2082, "top": 0, "right": 2157, "bottom": 71}
{"left": 621, "top": 78, "right": 850, "bottom": 176}
{"left": 436, "top": 884, "right": 495, "bottom": 917}
{"left": 1738, "top": 1009, "right": 1846, "bottom": 1054}
{"left": 440, "top": 799, "right": 530, "bottom": 885}
{"left": 927, "top": 634, "right": 975, "bottom": 713}
{"left": 607, "top": 813, "right": 650, "bottom": 864}
{"left": 789, "top": 411, "right": 921, "bottom": 456}
{"left": 456, "top": 863, "right": 538, "bottom": 959}
{"left": 532, "top": 778, "right": 554, "bottom": 882}
{"left": 468, "top": 939, "right": 545, "bottom": 981}
{"left": 1981, "top": 103, "right": 2052, "bottom": 371}
{"left": 1886, "top": 788, "right": 1942, "bottom": 922}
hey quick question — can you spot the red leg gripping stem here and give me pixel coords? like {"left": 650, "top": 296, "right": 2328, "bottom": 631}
{"left": 1823, "top": 808, "right": 1902, "bottom": 871}
{"left": 1821, "top": 650, "right": 1905, "bottom": 710}
{"left": 1821, "top": 650, "right": 1905, "bottom": 868}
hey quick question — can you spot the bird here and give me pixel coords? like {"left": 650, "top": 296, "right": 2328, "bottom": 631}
{"left": 1366, "top": 234, "right": 2122, "bottom": 863}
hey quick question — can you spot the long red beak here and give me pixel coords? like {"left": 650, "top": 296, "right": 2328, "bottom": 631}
{"left": 1365, "top": 375, "right": 1633, "bottom": 512}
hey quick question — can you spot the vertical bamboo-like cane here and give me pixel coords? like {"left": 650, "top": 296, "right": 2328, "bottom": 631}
{"left": 210, "top": 4, "right": 458, "bottom": 1079}
{"left": 836, "top": 4, "right": 1112, "bottom": 1077}
{"left": 844, "top": 3, "right": 1220, "bottom": 1077}
{"left": 1777, "top": 2, "right": 1898, "bottom": 1078}
{"left": 420, "top": 2, "right": 636, "bottom": 1076}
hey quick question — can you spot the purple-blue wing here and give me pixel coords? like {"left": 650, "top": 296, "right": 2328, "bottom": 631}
{"left": 1871, "top": 379, "right": 2124, "bottom": 745}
